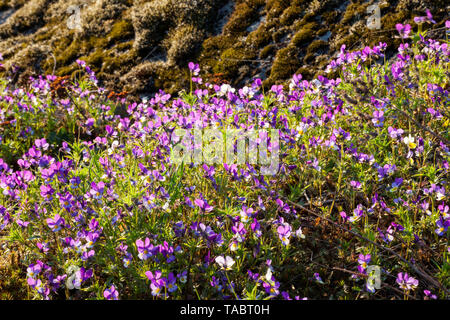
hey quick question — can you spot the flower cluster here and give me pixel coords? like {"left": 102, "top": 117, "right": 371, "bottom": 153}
{"left": 0, "top": 15, "right": 448, "bottom": 301}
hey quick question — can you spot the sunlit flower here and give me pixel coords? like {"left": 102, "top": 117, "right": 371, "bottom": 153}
{"left": 403, "top": 135, "right": 417, "bottom": 149}
{"left": 215, "top": 255, "right": 235, "bottom": 270}
{"left": 396, "top": 272, "right": 418, "bottom": 291}
{"left": 104, "top": 285, "right": 119, "bottom": 300}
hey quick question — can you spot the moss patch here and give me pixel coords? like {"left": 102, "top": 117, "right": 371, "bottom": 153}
{"left": 269, "top": 44, "right": 302, "bottom": 81}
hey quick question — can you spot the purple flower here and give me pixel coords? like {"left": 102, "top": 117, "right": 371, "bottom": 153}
{"left": 277, "top": 223, "right": 292, "bottom": 246}
{"left": 136, "top": 238, "right": 153, "bottom": 260}
{"left": 194, "top": 195, "right": 214, "bottom": 212}
{"left": 85, "top": 118, "right": 95, "bottom": 127}
{"left": 275, "top": 198, "right": 291, "bottom": 214}
{"left": 313, "top": 272, "right": 324, "bottom": 284}
{"left": 425, "top": 9, "right": 436, "bottom": 23}
{"left": 251, "top": 218, "right": 262, "bottom": 238}
{"left": 59, "top": 192, "right": 74, "bottom": 210}
{"left": 271, "top": 84, "right": 283, "bottom": 96}
{"left": 177, "top": 271, "right": 188, "bottom": 284}
{"left": 350, "top": 180, "right": 361, "bottom": 189}
{"left": 239, "top": 205, "right": 254, "bottom": 223}
{"left": 395, "top": 23, "right": 411, "bottom": 39}
{"left": 414, "top": 10, "right": 435, "bottom": 24}
{"left": 248, "top": 270, "right": 259, "bottom": 281}
{"left": 49, "top": 274, "right": 67, "bottom": 291}
{"left": 122, "top": 252, "right": 133, "bottom": 268}
{"left": 348, "top": 204, "right": 365, "bottom": 223}
{"left": 377, "top": 164, "right": 396, "bottom": 179}
{"left": 145, "top": 270, "right": 165, "bottom": 296}
{"left": 16, "top": 218, "right": 29, "bottom": 228}
{"left": 69, "top": 176, "right": 81, "bottom": 189}
{"left": 435, "top": 217, "right": 449, "bottom": 236}
{"left": 27, "top": 262, "right": 43, "bottom": 278}
{"left": 231, "top": 222, "right": 247, "bottom": 241}
{"left": 27, "top": 278, "right": 50, "bottom": 299}
{"left": 391, "top": 178, "right": 403, "bottom": 190}
{"left": 40, "top": 184, "right": 54, "bottom": 201}
{"left": 78, "top": 267, "right": 93, "bottom": 282}
{"left": 89, "top": 181, "right": 105, "bottom": 200}
{"left": 358, "top": 254, "right": 371, "bottom": 269}
{"left": 76, "top": 59, "right": 86, "bottom": 67}
{"left": 262, "top": 276, "right": 280, "bottom": 297}
{"left": 340, "top": 211, "right": 349, "bottom": 222}
{"left": 188, "top": 62, "right": 200, "bottom": 76}
{"left": 66, "top": 267, "right": 93, "bottom": 290}
{"left": 165, "top": 272, "right": 178, "bottom": 293}
{"left": 36, "top": 242, "right": 50, "bottom": 253}
{"left": 35, "top": 138, "right": 49, "bottom": 151}
{"left": 388, "top": 126, "right": 404, "bottom": 139}
{"left": 104, "top": 285, "right": 119, "bottom": 300}
{"left": 132, "top": 147, "right": 144, "bottom": 158}
{"left": 81, "top": 249, "right": 95, "bottom": 261}
{"left": 424, "top": 290, "right": 437, "bottom": 300}
{"left": 396, "top": 272, "right": 418, "bottom": 291}
{"left": 46, "top": 214, "right": 65, "bottom": 232}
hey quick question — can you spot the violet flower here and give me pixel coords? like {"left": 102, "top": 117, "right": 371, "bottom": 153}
{"left": 396, "top": 272, "right": 418, "bottom": 291}
{"left": 46, "top": 214, "right": 65, "bottom": 232}
{"left": 104, "top": 285, "right": 119, "bottom": 300}
{"left": 215, "top": 255, "right": 235, "bottom": 270}
{"left": 395, "top": 24, "right": 411, "bottom": 38}
{"left": 277, "top": 223, "right": 292, "bottom": 246}
{"left": 136, "top": 237, "right": 153, "bottom": 260}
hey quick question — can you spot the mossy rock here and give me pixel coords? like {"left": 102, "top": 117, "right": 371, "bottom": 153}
{"left": 34, "top": 28, "right": 55, "bottom": 42}
{"left": 54, "top": 37, "right": 93, "bottom": 68}
{"left": 294, "top": 11, "right": 316, "bottom": 29}
{"left": 322, "top": 10, "right": 340, "bottom": 25}
{"left": 341, "top": 1, "right": 369, "bottom": 25}
{"left": 223, "top": 1, "right": 259, "bottom": 35}
{"left": 153, "top": 65, "right": 188, "bottom": 96}
{"left": 115, "top": 41, "right": 133, "bottom": 52}
{"left": 279, "top": 5, "right": 303, "bottom": 26}
{"left": 295, "top": 66, "right": 314, "bottom": 80}
{"left": 291, "top": 22, "right": 318, "bottom": 47}
{"left": 317, "top": 27, "right": 329, "bottom": 37}
{"left": 272, "top": 27, "right": 289, "bottom": 43}
{"left": 266, "top": 0, "right": 291, "bottom": 20}
{"left": 247, "top": 25, "right": 272, "bottom": 48}
{"left": 102, "top": 49, "right": 137, "bottom": 73}
{"left": 214, "top": 45, "right": 257, "bottom": 80}
{"left": 172, "top": 0, "right": 222, "bottom": 30}
{"left": 307, "top": 40, "right": 328, "bottom": 56}
{"left": 333, "top": 33, "right": 360, "bottom": 52}
{"left": 163, "top": 24, "right": 204, "bottom": 66}
{"left": 131, "top": 0, "right": 174, "bottom": 53}
{"left": 107, "top": 19, "right": 134, "bottom": 45}
{"left": 303, "top": 52, "right": 315, "bottom": 64}
{"left": 260, "top": 44, "right": 275, "bottom": 59}
{"left": 55, "top": 64, "right": 77, "bottom": 77}
{"left": 0, "top": 1, "right": 9, "bottom": 11}
{"left": 269, "top": 44, "right": 301, "bottom": 81}
{"left": 80, "top": 48, "right": 111, "bottom": 71}
{"left": 199, "top": 34, "right": 236, "bottom": 69}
